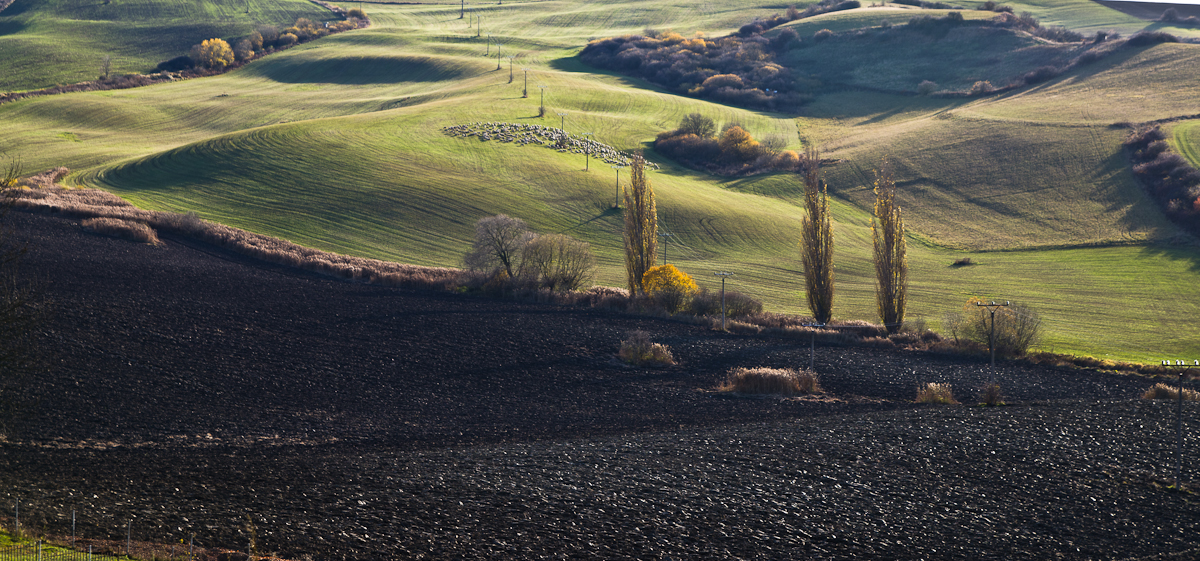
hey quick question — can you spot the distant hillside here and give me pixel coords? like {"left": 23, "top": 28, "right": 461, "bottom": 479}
{"left": 0, "top": 0, "right": 332, "bottom": 91}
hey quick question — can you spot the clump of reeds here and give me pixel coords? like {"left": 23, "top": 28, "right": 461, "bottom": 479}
{"left": 719, "top": 367, "right": 821, "bottom": 396}
{"left": 618, "top": 330, "right": 674, "bottom": 367}
{"left": 916, "top": 382, "right": 957, "bottom": 404}
{"left": 81, "top": 217, "right": 161, "bottom": 245}
{"left": 1143, "top": 383, "right": 1200, "bottom": 401}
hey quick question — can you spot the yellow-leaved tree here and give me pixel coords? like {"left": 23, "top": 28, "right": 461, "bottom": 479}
{"left": 194, "top": 39, "right": 235, "bottom": 69}
{"left": 642, "top": 264, "right": 698, "bottom": 313}
{"left": 800, "top": 146, "right": 834, "bottom": 325}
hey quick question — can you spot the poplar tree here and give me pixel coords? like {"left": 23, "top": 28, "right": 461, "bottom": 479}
{"left": 872, "top": 162, "right": 907, "bottom": 334}
{"left": 800, "top": 147, "right": 834, "bottom": 324}
{"left": 623, "top": 155, "right": 657, "bottom": 294}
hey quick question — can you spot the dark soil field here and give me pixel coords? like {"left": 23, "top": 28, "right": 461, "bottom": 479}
{"left": 2, "top": 210, "right": 1199, "bottom": 560}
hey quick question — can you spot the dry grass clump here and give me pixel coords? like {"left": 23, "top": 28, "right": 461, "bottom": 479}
{"left": 719, "top": 367, "right": 821, "bottom": 396}
{"left": 81, "top": 217, "right": 160, "bottom": 245}
{"left": 1142, "top": 383, "right": 1200, "bottom": 401}
{"left": 618, "top": 330, "right": 674, "bottom": 367}
{"left": 916, "top": 382, "right": 957, "bottom": 404}
{"left": 980, "top": 382, "right": 1004, "bottom": 406}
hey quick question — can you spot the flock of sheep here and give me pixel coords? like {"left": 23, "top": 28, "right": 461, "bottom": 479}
{"left": 442, "top": 122, "right": 659, "bottom": 170}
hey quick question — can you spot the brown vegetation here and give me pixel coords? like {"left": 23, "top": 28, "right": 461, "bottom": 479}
{"left": 719, "top": 367, "right": 822, "bottom": 395}
{"left": 1142, "top": 383, "right": 1200, "bottom": 401}
{"left": 916, "top": 382, "right": 957, "bottom": 404}
{"left": 81, "top": 217, "right": 161, "bottom": 245}
{"left": 618, "top": 330, "right": 674, "bottom": 366}
{"left": 872, "top": 163, "right": 906, "bottom": 334}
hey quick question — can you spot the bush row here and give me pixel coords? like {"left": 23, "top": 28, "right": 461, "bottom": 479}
{"left": 1124, "top": 126, "right": 1200, "bottom": 236}
{"left": 158, "top": 16, "right": 364, "bottom": 72}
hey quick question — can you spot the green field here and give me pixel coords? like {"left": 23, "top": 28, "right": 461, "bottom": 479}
{"left": 0, "top": 0, "right": 334, "bottom": 91}
{"left": 1, "top": 0, "right": 1198, "bottom": 363}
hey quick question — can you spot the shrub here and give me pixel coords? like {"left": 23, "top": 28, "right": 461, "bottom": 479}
{"left": 192, "top": 38, "right": 235, "bottom": 70}
{"left": 980, "top": 382, "right": 1004, "bottom": 406}
{"left": 1126, "top": 31, "right": 1179, "bottom": 47}
{"left": 916, "top": 382, "right": 957, "bottom": 404}
{"left": 718, "top": 126, "right": 762, "bottom": 162}
{"left": 689, "top": 289, "right": 763, "bottom": 318}
{"left": 346, "top": 7, "right": 367, "bottom": 19}
{"left": 1160, "top": 8, "right": 1180, "bottom": 23}
{"left": 719, "top": 367, "right": 821, "bottom": 395}
{"left": 1032, "top": 26, "right": 1083, "bottom": 43}
{"left": 156, "top": 55, "right": 194, "bottom": 72}
{"left": 81, "top": 217, "right": 161, "bottom": 245}
{"left": 951, "top": 257, "right": 972, "bottom": 267}
{"left": 917, "top": 80, "right": 937, "bottom": 95}
{"left": 234, "top": 39, "right": 255, "bottom": 62}
{"left": 278, "top": 33, "right": 299, "bottom": 47}
{"left": 1021, "top": 65, "right": 1061, "bottom": 85}
{"left": 521, "top": 233, "right": 596, "bottom": 292}
{"left": 813, "top": 28, "right": 834, "bottom": 41}
{"left": 677, "top": 113, "right": 716, "bottom": 138}
{"left": 1143, "top": 383, "right": 1200, "bottom": 401}
{"left": 618, "top": 330, "right": 675, "bottom": 366}
{"left": 969, "top": 80, "right": 996, "bottom": 95}
{"left": 463, "top": 214, "right": 531, "bottom": 278}
{"left": 772, "top": 150, "right": 800, "bottom": 170}
{"left": 642, "top": 264, "right": 698, "bottom": 313}
{"left": 701, "top": 74, "right": 744, "bottom": 91}
{"left": 258, "top": 25, "right": 280, "bottom": 46}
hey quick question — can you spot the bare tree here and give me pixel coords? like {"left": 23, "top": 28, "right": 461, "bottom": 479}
{"left": 872, "top": 161, "right": 907, "bottom": 334}
{"left": 463, "top": 214, "right": 531, "bottom": 278}
{"left": 101, "top": 54, "right": 112, "bottom": 81}
{"left": 623, "top": 155, "right": 657, "bottom": 294}
{"left": 523, "top": 234, "right": 596, "bottom": 291}
{"left": 800, "top": 146, "right": 834, "bottom": 324}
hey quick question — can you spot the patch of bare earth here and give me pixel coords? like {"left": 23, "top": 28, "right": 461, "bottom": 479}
{"left": 2, "top": 210, "right": 1197, "bottom": 560}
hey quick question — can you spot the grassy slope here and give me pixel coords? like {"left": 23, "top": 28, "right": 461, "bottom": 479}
{"left": 1170, "top": 120, "right": 1200, "bottom": 168}
{"left": 0, "top": 0, "right": 333, "bottom": 91}
{"left": 1, "top": 0, "right": 1198, "bottom": 362}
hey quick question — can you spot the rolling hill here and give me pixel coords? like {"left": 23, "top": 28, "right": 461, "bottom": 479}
{"left": 1, "top": 0, "right": 1198, "bottom": 362}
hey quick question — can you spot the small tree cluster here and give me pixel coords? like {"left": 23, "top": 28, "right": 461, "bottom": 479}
{"left": 1124, "top": 126, "right": 1200, "bottom": 236}
{"left": 464, "top": 215, "right": 596, "bottom": 292}
{"left": 943, "top": 298, "right": 1042, "bottom": 357}
{"left": 655, "top": 116, "right": 800, "bottom": 176}
{"left": 162, "top": 17, "right": 360, "bottom": 72}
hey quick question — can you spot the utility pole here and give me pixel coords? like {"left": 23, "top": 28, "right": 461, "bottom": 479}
{"left": 557, "top": 112, "right": 567, "bottom": 132}
{"left": 495, "top": 43, "right": 502, "bottom": 70}
{"left": 659, "top": 231, "right": 673, "bottom": 265}
{"left": 486, "top": 34, "right": 491, "bottom": 55}
{"left": 582, "top": 132, "right": 593, "bottom": 170}
{"left": 476, "top": 12, "right": 481, "bottom": 36}
{"left": 522, "top": 68, "right": 529, "bottom": 97}
{"left": 459, "top": 0, "right": 464, "bottom": 18}
{"left": 538, "top": 84, "right": 547, "bottom": 106}
{"left": 801, "top": 322, "right": 825, "bottom": 370}
{"left": 714, "top": 272, "right": 733, "bottom": 330}
{"left": 1162, "top": 359, "right": 1199, "bottom": 488}
{"left": 610, "top": 165, "right": 623, "bottom": 207}
{"left": 975, "top": 301, "right": 1010, "bottom": 372}
{"left": 507, "top": 55, "right": 515, "bottom": 82}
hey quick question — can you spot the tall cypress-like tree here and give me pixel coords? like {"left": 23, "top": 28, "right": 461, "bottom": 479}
{"left": 623, "top": 155, "right": 657, "bottom": 294}
{"left": 800, "top": 146, "right": 834, "bottom": 324}
{"left": 872, "top": 162, "right": 907, "bottom": 334}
